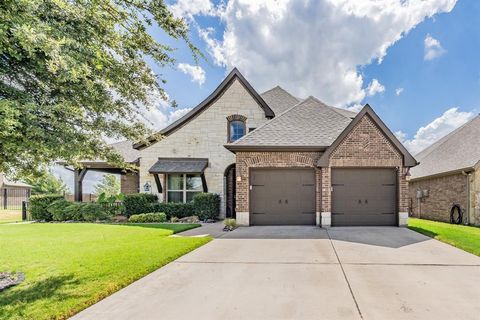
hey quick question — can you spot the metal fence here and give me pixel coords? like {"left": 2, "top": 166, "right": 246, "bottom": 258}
{"left": 0, "top": 188, "right": 31, "bottom": 210}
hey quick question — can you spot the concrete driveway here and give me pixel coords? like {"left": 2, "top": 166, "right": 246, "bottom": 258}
{"left": 73, "top": 226, "right": 480, "bottom": 320}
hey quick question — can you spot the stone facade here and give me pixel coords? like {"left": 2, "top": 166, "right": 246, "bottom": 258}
{"left": 138, "top": 78, "right": 270, "bottom": 217}
{"left": 409, "top": 172, "right": 469, "bottom": 224}
{"left": 234, "top": 114, "right": 411, "bottom": 227}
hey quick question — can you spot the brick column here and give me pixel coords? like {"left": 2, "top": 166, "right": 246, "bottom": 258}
{"left": 398, "top": 167, "right": 409, "bottom": 227}
{"left": 321, "top": 167, "right": 331, "bottom": 227}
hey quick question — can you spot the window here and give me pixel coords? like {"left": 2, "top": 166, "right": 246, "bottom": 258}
{"left": 167, "top": 174, "right": 203, "bottom": 203}
{"left": 229, "top": 120, "right": 246, "bottom": 141}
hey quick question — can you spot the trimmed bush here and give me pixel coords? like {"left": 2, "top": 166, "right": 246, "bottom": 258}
{"left": 46, "top": 200, "right": 111, "bottom": 222}
{"left": 192, "top": 193, "right": 220, "bottom": 220}
{"left": 147, "top": 202, "right": 194, "bottom": 220}
{"left": 123, "top": 193, "right": 158, "bottom": 216}
{"left": 128, "top": 212, "right": 167, "bottom": 223}
{"left": 29, "top": 194, "right": 64, "bottom": 221}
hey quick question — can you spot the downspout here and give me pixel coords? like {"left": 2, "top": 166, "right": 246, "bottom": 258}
{"left": 462, "top": 171, "right": 471, "bottom": 225}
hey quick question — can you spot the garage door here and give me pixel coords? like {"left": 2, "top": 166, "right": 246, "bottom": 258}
{"left": 331, "top": 168, "right": 397, "bottom": 226}
{"left": 250, "top": 168, "right": 315, "bottom": 225}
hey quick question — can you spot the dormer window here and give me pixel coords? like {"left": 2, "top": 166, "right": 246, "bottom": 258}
{"left": 227, "top": 114, "right": 247, "bottom": 142}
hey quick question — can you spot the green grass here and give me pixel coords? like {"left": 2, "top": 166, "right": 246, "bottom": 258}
{"left": 408, "top": 218, "right": 480, "bottom": 256}
{"left": 0, "top": 223, "right": 210, "bottom": 320}
{"left": 124, "top": 223, "right": 201, "bottom": 234}
{"left": 0, "top": 210, "right": 22, "bottom": 224}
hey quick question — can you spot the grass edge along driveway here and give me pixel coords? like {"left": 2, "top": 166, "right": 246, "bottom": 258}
{"left": 0, "top": 223, "right": 210, "bottom": 320}
{"left": 408, "top": 218, "right": 480, "bottom": 256}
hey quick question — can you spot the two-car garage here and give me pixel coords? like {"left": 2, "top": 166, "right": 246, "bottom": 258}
{"left": 249, "top": 168, "right": 397, "bottom": 226}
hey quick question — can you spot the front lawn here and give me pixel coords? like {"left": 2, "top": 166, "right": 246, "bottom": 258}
{"left": 408, "top": 218, "right": 480, "bottom": 256}
{"left": 0, "top": 223, "right": 210, "bottom": 319}
{"left": 0, "top": 210, "right": 22, "bottom": 224}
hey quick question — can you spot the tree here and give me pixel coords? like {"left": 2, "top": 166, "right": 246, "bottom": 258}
{"left": 94, "top": 174, "right": 120, "bottom": 197}
{"left": 24, "top": 171, "right": 68, "bottom": 195}
{"left": 0, "top": 0, "right": 200, "bottom": 178}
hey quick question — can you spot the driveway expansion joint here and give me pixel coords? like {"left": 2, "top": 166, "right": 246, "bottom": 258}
{"left": 326, "top": 229, "right": 364, "bottom": 320}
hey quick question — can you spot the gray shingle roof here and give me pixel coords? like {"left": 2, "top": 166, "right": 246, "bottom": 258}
{"left": 227, "top": 96, "right": 353, "bottom": 148}
{"left": 410, "top": 115, "right": 480, "bottom": 179}
{"left": 260, "top": 86, "right": 301, "bottom": 114}
{"left": 149, "top": 158, "right": 208, "bottom": 174}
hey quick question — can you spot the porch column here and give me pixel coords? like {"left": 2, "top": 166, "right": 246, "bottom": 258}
{"left": 74, "top": 168, "right": 88, "bottom": 202}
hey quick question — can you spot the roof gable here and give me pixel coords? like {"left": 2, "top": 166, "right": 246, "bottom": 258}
{"left": 410, "top": 115, "right": 480, "bottom": 179}
{"left": 134, "top": 68, "right": 274, "bottom": 150}
{"left": 260, "top": 86, "right": 301, "bottom": 114}
{"left": 225, "top": 96, "right": 352, "bottom": 151}
{"left": 317, "top": 104, "right": 417, "bottom": 167}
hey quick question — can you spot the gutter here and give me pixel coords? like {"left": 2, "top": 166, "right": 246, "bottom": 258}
{"left": 462, "top": 170, "right": 472, "bottom": 225}
{"left": 409, "top": 167, "right": 475, "bottom": 182}
{"left": 223, "top": 145, "right": 329, "bottom": 153}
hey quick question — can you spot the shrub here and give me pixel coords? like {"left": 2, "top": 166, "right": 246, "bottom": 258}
{"left": 192, "top": 193, "right": 220, "bottom": 220}
{"left": 147, "top": 202, "right": 194, "bottom": 220}
{"left": 29, "top": 194, "right": 64, "bottom": 221}
{"left": 48, "top": 199, "right": 75, "bottom": 221}
{"left": 79, "top": 203, "right": 110, "bottom": 222}
{"left": 128, "top": 212, "right": 167, "bottom": 223}
{"left": 224, "top": 218, "right": 237, "bottom": 228}
{"left": 123, "top": 193, "right": 158, "bottom": 217}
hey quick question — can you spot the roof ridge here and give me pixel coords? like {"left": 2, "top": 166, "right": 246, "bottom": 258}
{"left": 308, "top": 95, "right": 356, "bottom": 119}
{"left": 229, "top": 97, "right": 310, "bottom": 145}
{"left": 261, "top": 85, "right": 301, "bottom": 102}
{"left": 415, "top": 114, "right": 480, "bottom": 159}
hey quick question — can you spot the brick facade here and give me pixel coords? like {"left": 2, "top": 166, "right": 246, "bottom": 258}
{"left": 235, "top": 152, "right": 322, "bottom": 216}
{"left": 121, "top": 172, "right": 139, "bottom": 194}
{"left": 235, "top": 113, "right": 410, "bottom": 226}
{"left": 409, "top": 173, "right": 468, "bottom": 223}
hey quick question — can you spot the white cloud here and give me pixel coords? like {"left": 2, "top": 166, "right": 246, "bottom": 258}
{"left": 366, "top": 79, "right": 385, "bottom": 96}
{"left": 170, "top": 0, "right": 215, "bottom": 19}
{"left": 178, "top": 63, "right": 206, "bottom": 85}
{"left": 191, "top": 0, "right": 456, "bottom": 107}
{"left": 397, "top": 107, "right": 474, "bottom": 154}
{"left": 395, "top": 87, "right": 404, "bottom": 96}
{"left": 424, "top": 34, "right": 446, "bottom": 60}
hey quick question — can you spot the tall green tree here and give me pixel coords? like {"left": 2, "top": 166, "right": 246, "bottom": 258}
{"left": 94, "top": 174, "right": 120, "bottom": 196}
{"left": 24, "top": 171, "right": 68, "bottom": 195}
{"left": 0, "top": 0, "right": 200, "bottom": 178}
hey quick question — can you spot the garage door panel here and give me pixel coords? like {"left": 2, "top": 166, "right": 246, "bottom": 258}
{"left": 250, "top": 169, "right": 315, "bottom": 225}
{"left": 332, "top": 168, "right": 396, "bottom": 226}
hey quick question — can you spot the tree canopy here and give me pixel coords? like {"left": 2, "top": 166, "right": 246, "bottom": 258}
{"left": 94, "top": 174, "right": 120, "bottom": 196}
{"left": 24, "top": 170, "right": 68, "bottom": 195}
{"left": 0, "top": 0, "right": 199, "bottom": 178}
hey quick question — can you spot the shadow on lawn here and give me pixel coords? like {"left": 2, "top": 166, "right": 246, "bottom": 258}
{"left": 408, "top": 226, "right": 439, "bottom": 239}
{"left": 0, "top": 274, "right": 81, "bottom": 314}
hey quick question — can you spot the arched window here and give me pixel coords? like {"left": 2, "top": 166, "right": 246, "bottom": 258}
{"left": 229, "top": 120, "right": 245, "bottom": 142}
{"left": 227, "top": 114, "right": 247, "bottom": 142}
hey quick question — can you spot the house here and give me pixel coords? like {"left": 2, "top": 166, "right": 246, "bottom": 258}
{"left": 409, "top": 115, "right": 480, "bottom": 226}
{"left": 0, "top": 173, "right": 32, "bottom": 209}
{"left": 134, "top": 68, "right": 417, "bottom": 227}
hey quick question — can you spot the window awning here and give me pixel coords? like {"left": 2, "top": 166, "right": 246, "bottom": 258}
{"left": 148, "top": 158, "right": 209, "bottom": 174}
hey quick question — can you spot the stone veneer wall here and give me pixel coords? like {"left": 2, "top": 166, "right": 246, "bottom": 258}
{"left": 138, "top": 78, "right": 270, "bottom": 217}
{"left": 409, "top": 173, "right": 468, "bottom": 223}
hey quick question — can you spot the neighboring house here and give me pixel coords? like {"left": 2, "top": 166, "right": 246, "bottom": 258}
{"left": 409, "top": 116, "right": 480, "bottom": 226}
{"left": 0, "top": 173, "right": 32, "bottom": 209}
{"left": 134, "top": 68, "right": 417, "bottom": 227}
{"left": 0, "top": 173, "right": 32, "bottom": 191}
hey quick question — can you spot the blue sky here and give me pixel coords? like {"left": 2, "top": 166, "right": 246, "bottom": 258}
{"left": 57, "top": 0, "right": 480, "bottom": 192}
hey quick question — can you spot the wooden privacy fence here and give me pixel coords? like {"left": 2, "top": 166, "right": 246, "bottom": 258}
{"left": 0, "top": 188, "right": 31, "bottom": 210}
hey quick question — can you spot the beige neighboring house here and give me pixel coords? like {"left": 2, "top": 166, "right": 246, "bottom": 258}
{"left": 0, "top": 173, "right": 32, "bottom": 191}
{"left": 409, "top": 115, "right": 480, "bottom": 225}
{"left": 133, "top": 68, "right": 417, "bottom": 227}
